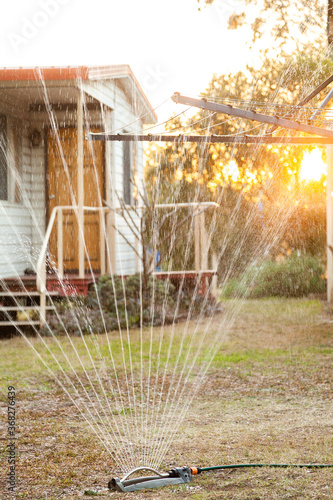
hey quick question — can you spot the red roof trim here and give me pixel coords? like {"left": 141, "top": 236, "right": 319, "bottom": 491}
{"left": 0, "top": 64, "right": 157, "bottom": 123}
{"left": 0, "top": 66, "right": 89, "bottom": 81}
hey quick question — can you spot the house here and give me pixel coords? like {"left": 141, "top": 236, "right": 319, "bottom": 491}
{"left": 0, "top": 65, "right": 157, "bottom": 326}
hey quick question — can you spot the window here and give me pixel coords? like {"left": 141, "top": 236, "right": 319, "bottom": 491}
{"left": 9, "top": 121, "right": 22, "bottom": 203}
{"left": 123, "top": 141, "right": 132, "bottom": 205}
{"left": 0, "top": 115, "right": 22, "bottom": 203}
{"left": 0, "top": 115, "right": 7, "bottom": 200}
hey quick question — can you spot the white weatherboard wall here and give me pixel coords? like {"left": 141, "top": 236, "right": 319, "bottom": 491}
{"left": 0, "top": 123, "right": 35, "bottom": 278}
{"left": 0, "top": 205, "right": 32, "bottom": 278}
{"left": 83, "top": 78, "right": 145, "bottom": 275}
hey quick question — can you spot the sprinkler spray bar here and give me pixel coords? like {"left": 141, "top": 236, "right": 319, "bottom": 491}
{"left": 108, "top": 463, "right": 333, "bottom": 492}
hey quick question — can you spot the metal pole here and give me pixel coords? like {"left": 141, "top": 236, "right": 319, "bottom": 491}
{"left": 310, "top": 87, "right": 333, "bottom": 121}
{"left": 194, "top": 209, "right": 200, "bottom": 273}
{"left": 87, "top": 133, "right": 333, "bottom": 145}
{"left": 172, "top": 93, "right": 333, "bottom": 138}
{"left": 267, "top": 74, "right": 333, "bottom": 134}
{"left": 327, "top": 145, "right": 333, "bottom": 303}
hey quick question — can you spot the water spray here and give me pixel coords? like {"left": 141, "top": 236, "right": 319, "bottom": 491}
{"left": 108, "top": 463, "right": 333, "bottom": 493}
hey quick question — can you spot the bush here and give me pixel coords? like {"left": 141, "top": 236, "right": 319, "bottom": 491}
{"left": 222, "top": 253, "right": 326, "bottom": 299}
{"left": 88, "top": 273, "right": 176, "bottom": 325}
{"left": 43, "top": 273, "right": 220, "bottom": 335}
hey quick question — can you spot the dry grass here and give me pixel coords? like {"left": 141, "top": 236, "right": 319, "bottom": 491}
{"left": 0, "top": 297, "right": 332, "bottom": 499}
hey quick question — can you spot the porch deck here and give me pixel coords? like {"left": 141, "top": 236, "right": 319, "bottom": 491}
{"left": 1, "top": 273, "right": 100, "bottom": 297}
{"left": 0, "top": 270, "right": 217, "bottom": 330}
{"left": 2, "top": 270, "right": 216, "bottom": 297}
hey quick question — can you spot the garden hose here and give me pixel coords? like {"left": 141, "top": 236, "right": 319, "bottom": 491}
{"left": 108, "top": 462, "right": 333, "bottom": 492}
{"left": 195, "top": 463, "right": 333, "bottom": 472}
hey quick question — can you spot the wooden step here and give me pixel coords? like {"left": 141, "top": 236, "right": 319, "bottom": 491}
{"left": 0, "top": 321, "right": 40, "bottom": 326}
{"left": 0, "top": 291, "right": 59, "bottom": 297}
{"left": 0, "top": 306, "right": 56, "bottom": 311}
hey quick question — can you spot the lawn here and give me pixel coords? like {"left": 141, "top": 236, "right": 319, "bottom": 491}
{"left": 0, "top": 297, "right": 332, "bottom": 499}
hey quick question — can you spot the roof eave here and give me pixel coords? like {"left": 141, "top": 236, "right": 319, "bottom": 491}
{"left": 87, "top": 65, "right": 158, "bottom": 124}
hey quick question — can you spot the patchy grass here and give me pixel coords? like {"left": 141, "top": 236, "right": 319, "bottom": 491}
{"left": 0, "top": 297, "right": 333, "bottom": 499}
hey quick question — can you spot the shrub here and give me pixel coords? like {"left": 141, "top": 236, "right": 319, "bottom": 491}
{"left": 87, "top": 273, "right": 176, "bottom": 324}
{"left": 222, "top": 253, "right": 326, "bottom": 299}
{"left": 43, "top": 273, "right": 220, "bottom": 335}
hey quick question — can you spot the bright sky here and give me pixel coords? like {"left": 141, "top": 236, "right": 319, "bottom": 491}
{"left": 2, "top": 0, "right": 257, "bottom": 125}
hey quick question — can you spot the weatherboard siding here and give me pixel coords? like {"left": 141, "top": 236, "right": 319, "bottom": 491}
{"left": 83, "top": 79, "right": 144, "bottom": 275}
{"left": 0, "top": 121, "right": 48, "bottom": 278}
{"left": 0, "top": 122, "right": 34, "bottom": 278}
{"left": 0, "top": 204, "right": 33, "bottom": 278}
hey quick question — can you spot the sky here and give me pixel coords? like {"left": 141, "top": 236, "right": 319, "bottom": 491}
{"left": 2, "top": 0, "right": 256, "bottom": 125}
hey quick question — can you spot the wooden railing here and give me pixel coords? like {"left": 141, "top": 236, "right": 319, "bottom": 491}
{"left": 36, "top": 202, "right": 219, "bottom": 328}
{"left": 36, "top": 205, "right": 110, "bottom": 327}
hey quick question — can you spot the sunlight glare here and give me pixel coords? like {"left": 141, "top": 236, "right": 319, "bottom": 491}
{"left": 223, "top": 160, "right": 239, "bottom": 182}
{"left": 299, "top": 149, "right": 326, "bottom": 182}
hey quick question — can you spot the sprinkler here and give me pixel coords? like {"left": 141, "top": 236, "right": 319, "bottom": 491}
{"left": 108, "top": 463, "right": 333, "bottom": 493}
{"left": 108, "top": 466, "right": 194, "bottom": 492}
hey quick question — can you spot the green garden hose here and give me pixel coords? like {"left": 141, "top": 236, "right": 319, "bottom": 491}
{"left": 109, "top": 463, "right": 333, "bottom": 492}
{"left": 197, "top": 463, "right": 333, "bottom": 472}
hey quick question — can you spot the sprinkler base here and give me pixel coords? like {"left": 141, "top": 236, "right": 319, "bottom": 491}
{"left": 108, "top": 466, "right": 193, "bottom": 492}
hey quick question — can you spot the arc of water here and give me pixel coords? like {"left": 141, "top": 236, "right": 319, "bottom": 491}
{"left": 83, "top": 95, "right": 142, "bottom": 468}
{"left": 148, "top": 100, "right": 288, "bottom": 465}
{"left": 146, "top": 141, "right": 208, "bottom": 465}
{"left": 147, "top": 138, "right": 213, "bottom": 466}
{"left": 151, "top": 144, "right": 311, "bottom": 468}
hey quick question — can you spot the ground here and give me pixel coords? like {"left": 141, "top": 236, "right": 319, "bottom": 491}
{"left": 0, "top": 298, "right": 332, "bottom": 499}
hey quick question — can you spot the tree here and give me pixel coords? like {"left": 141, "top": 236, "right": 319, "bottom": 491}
{"left": 197, "top": 0, "right": 326, "bottom": 50}
{"left": 145, "top": 49, "right": 331, "bottom": 278}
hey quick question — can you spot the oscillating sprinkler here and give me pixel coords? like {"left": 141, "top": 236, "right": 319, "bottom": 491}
{"left": 108, "top": 466, "right": 196, "bottom": 492}
{"left": 108, "top": 463, "right": 333, "bottom": 493}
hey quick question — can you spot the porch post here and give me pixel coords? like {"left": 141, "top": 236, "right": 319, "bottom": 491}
{"left": 200, "top": 210, "right": 208, "bottom": 270}
{"left": 211, "top": 251, "right": 218, "bottom": 298}
{"left": 106, "top": 108, "right": 116, "bottom": 274}
{"left": 99, "top": 209, "right": 106, "bottom": 275}
{"left": 327, "top": 145, "right": 333, "bottom": 302}
{"left": 77, "top": 89, "right": 85, "bottom": 279}
{"left": 57, "top": 207, "right": 64, "bottom": 279}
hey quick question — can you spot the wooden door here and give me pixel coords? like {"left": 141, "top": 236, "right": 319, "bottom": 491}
{"left": 48, "top": 128, "right": 104, "bottom": 273}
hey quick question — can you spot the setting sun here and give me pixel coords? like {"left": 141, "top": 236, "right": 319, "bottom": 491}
{"left": 299, "top": 149, "right": 326, "bottom": 182}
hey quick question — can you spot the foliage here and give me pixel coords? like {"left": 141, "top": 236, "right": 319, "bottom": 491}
{"left": 222, "top": 253, "right": 326, "bottom": 298}
{"left": 43, "top": 274, "right": 219, "bottom": 335}
{"left": 284, "top": 191, "right": 326, "bottom": 258}
{"left": 89, "top": 273, "right": 176, "bottom": 320}
{"left": 197, "top": 0, "right": 326, "bottom": 50}
{"left": 145, "top": 50, "right": 331, "bottom": 278}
